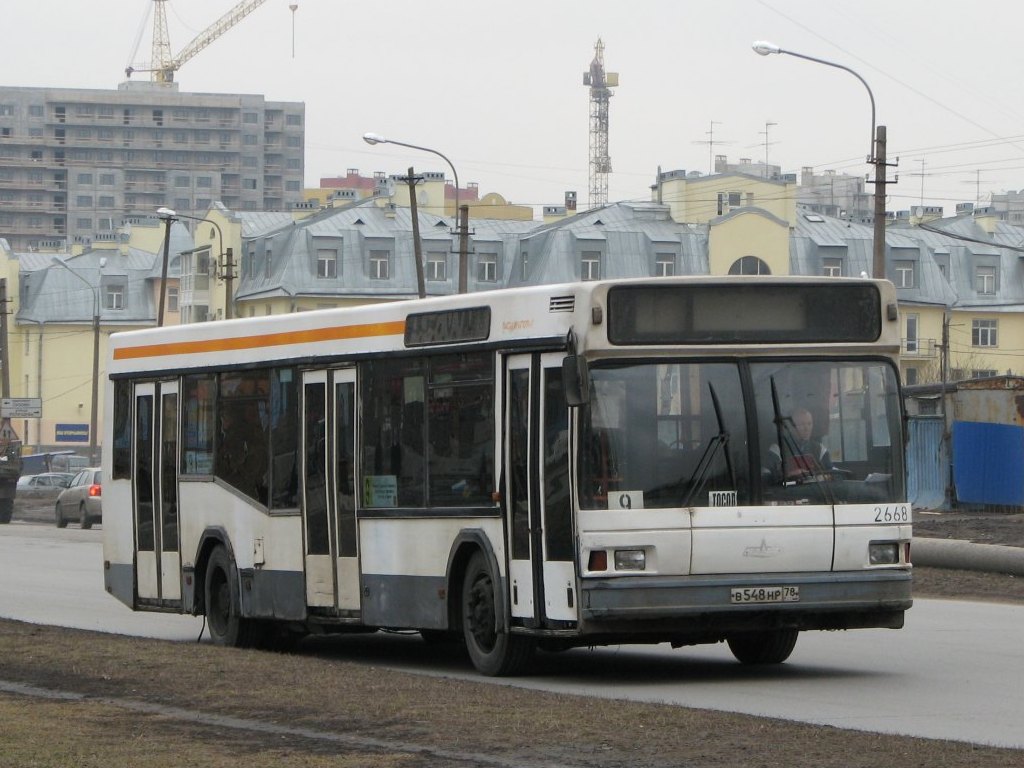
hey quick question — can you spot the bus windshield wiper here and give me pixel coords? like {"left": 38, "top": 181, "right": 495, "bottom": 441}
{"left": 681, "top": 383, "right": 732, "bottom": 507}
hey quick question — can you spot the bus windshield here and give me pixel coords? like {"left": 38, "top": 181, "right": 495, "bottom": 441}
{"left": 578, "top": 358, "right": 904, "bottom": 509}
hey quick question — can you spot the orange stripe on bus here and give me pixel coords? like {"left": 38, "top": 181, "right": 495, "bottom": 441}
{"left": 112, "top": 320, "right": 406, "bottom": 360}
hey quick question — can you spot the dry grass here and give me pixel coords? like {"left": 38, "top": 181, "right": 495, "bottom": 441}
{"left": 1, "top": 618, "right": 1022, "bottom": 768}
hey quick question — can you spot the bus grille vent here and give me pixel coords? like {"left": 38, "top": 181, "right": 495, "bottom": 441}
{"left": 549, "top": 295, "right": 575, "bottom": 313}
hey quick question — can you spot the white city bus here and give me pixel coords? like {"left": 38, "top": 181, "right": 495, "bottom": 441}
{"left": 103, "top": 276, "right": 911, "bottom": 675}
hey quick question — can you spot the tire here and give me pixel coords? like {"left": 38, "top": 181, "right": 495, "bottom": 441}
{"left": 0, "top": 498, "right": 12, "bottom": 524}
{"left": 55, "top": 502, "right": 67, "bottom": 529}
{"left": 460, "top": 551, "right": 533, "bottom": 676}
{"left": 727, "top": 629, "right": 799, "bottom": 665}
{"left": 204, "top": 545, "right": 262, "bottom": 648}
{"left": 79, "top": 503, "right": 93, "bottom": 530}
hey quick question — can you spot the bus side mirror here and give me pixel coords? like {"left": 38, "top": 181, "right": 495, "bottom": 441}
{"left": 562, "top": 355, "right": 589, "bottom": 407}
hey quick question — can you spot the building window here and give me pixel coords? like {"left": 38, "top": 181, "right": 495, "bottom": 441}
{"left": 728, "top": 256, "right": 771, "bottom": 275}
{"left": 521, "top": 252, "right": 529, "bottom": 281}
{"left": 478, "top": 252, "right": 497, "bottom": 282}
{"left": 823, "top": 257, "right": 843, "bottom": 277}
{"left": 76, "top": 195, "right": 92, "bottom": 207}
{"left": 905, "top": 314, "right": 919, "bottom": 353}
{"left": 717, "top": 191, "right": 741, "bottom": 215}
{"left": 104, "top": 285, "right": 125, "bottom": 310}
{"left": 655, "top": 252, "right": 676, "bottom": 277}
{"left": 581, "top": 250, "right": 601, "bottom": 281}
{"left": 100, "top": 174, "right": 115, "bottom": 186}
{"left": 972, "top": 318, "right": 997, "bottom": 347}
{"left": 316, "top": 248, "right": 337, "bottom": 279}
{"left": 370, "top": 250, "right": 390, "bottom": 280}
{"left": 264, "top": 248, "right": 272, "bottom": 278}
{"left": 286, "top": 113, "right": 302, "bottom": 126}
{"left": 904, "top": 367, "right": 919, "bottom": 385}
{"left": 971, "top": 369, "right": 997, "bottom": 379}
{"left": 167, "top": 287, "right": 179, "bottom": 313}
{"left": 894, "top": 261, "right": 915, "bottom": 288}
{"left": 976, "top": 265, "right": 997, "bottom": 294}
{"left": 426, "top": 252, "right": 447, "bottom": 281}
{"left": 76, "top": 173, "right": 93, "bottom": 185}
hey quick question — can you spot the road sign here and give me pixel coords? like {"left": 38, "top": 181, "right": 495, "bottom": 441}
{"left": 1, "top": 398, "right": 41, "bottom": 418}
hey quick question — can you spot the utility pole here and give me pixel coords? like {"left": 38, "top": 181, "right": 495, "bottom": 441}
{"left": 400, "top": 167, "right": 426, "bottom": 298}
{"left": 868, "top": 125, "right": 897, "bottom": 280}
{"left": 458, "top": 205, "right": 470, "bottom": 294}
{"left": 0, "top": 279, "right": 10, "bottom": 399}
{"left": 223, "top": 247, "right": 235, "bottom": 319}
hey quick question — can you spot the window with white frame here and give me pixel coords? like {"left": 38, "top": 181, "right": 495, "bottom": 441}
{"left": 369, "top": 250, "right": 390, "bottom": 280}
{"left": 167, "top": 287, "right": 179, "bottom": 313}
{"left": 971, "top": 369, "right": 997, "bottom": 379}
{"left": 976, "top": 265, "right": 997, "bottom": 294}
{"left": 426, "top": 252, "right": 447, "bottom": 281}
{"left": 316, "top": 248, "right": 337, "bottom": 279}
{"left": 972, "top": 318, "right": 997, "bottom": 347}
{"left": 823, "top": 257, "right": 843, "bottom": 277}
{"left": 104, "top": 284, "right": 125, "bottom": 310}
{"left": 264, "top": 248, "right": 272, "bottom": 278}
{"left": 655, "top": 252, "right": 676, "bottom": 277}
{"left": 894, "top": 260, "right": 915, "bottom": 288}
{"left": 905, "top": 313, "right": 919, "bottom": 353}
{"left": 478, "top": 252, "right": 497, "bottom": 282}
{"left": 581, "top": 250, "right": 601, "bottom": 281}
{"left": 728, "top": 256, "right": 770, "bottom": 275}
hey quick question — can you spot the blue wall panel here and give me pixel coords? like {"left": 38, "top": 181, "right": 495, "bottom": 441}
{"left": 952, "top": 421, "right": 1024, "bottom": 505}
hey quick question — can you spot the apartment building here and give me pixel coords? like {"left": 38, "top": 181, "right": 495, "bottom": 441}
{"left": 0, "top": 82, "right": 304, "bottom": 252}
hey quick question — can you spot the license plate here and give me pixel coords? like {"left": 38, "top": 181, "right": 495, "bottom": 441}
{"left": 730, "top": 585, "right": 800, "bottom": 604}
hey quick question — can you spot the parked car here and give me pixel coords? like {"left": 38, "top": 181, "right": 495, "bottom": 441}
{"left": 55, "top": 468, "right": 102, "bottom": 529}
{"left": 16, "top": 472, "right": 75, "bottom": 499}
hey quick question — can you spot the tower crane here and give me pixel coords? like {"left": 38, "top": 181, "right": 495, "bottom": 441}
{"left": 125, "top": 0, "right": 269, "bottom": 84}
{"left": 582, "top": 38, "right": 618, "bottom": 208}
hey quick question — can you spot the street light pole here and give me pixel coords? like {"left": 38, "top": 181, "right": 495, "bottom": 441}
{"left": 753, "top": 41, "right": 890, "bottom": 279}
{"left": 363, "top": 132, "right": 468, "bottom": 293}
{"left": 51, "top": 257, "right": 100, "bottom": 466}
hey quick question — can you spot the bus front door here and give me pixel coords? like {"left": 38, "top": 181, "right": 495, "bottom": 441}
{"left": 301, "top": 369, "right": 360, "bottom": 613}
{"left": 505, "top": 353, "right": 576, "bottom": 628}
{"left": 133, "top": 381, "right": 182, "bottom": 605}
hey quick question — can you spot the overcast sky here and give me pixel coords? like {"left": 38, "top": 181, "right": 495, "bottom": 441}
{"left": 7, "top": 0, "right": 1024, "bottom": 216}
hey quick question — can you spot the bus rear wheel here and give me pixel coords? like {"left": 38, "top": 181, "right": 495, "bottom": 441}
{"left": 727, "top": 629, "right": 799, "bottom": 665}
{"left": 461, "top": 551, "right": 533, "bottom": 676}
{"left": 204, "top": 545, "right": 262, "bottom": 648}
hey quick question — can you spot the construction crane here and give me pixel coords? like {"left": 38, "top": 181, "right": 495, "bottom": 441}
{"left": 125, "top": 0, "right": 269, "bottom": 84}
{"left": 582, "top": 38, "right": 618, "bottom": 208}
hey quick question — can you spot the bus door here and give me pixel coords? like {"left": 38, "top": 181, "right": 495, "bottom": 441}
{"left": 505, "top": 353, "right": 576, "bottom": 627}
{"left": 301, "top": 369, "right": 360, "bottom": 612}
{"left": 133, "top": 380, "right": 182, "bottom": 603}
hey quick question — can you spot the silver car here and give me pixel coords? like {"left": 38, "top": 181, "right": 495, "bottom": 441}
{"left": 16, "top": 472, "right": 74, "bottom": 499}
{"left": 55, "top": 468, "right": 102, "bottom": 529}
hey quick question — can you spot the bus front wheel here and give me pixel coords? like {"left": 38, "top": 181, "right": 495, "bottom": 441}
{"left": 460, "top": 551, "right": 534, "bottom": 676}
{"left": 204, "top": 546, "right": 262, "bottom": 648}
{"left": 726, "top": 629, "right": 799, "bottom": 665}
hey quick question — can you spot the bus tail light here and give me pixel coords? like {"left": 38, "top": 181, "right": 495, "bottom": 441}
{"left": 614, "top": 549, "right": 646, "bottom": 571}
{"left": 905, "top": 542, "right": 912, "bottom": 564}
{"left": 868, "top": 542, "right": 899, "bottom": 565}
{"left": 588, "top": 550, "right": 608, "bottom": 571}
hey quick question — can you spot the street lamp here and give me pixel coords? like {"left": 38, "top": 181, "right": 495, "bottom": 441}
{"left": 752, "top": 40, "right": 888, "bottom": 279}
{"left": 156, "top": 207, "right": 177, "bottom": 326}
{"left": 50, "top": 256, "right": 100, "bottom": 466}
{"left": 363, "top": 132, "right": 469, "bottom": 293}
{"left": 162, "top": 211, "right": 234, "bottom": 320}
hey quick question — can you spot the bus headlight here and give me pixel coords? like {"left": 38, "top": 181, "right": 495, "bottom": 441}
{"left": 614, "top": 549, "right": 646, "bottom": 571}
{"left": 869, "top": 542, "right": 899, "bottom": 565}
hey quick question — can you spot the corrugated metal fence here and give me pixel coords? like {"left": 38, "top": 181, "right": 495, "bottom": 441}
{"left": 907, "top": 416, "right": 948, "bottom": 511}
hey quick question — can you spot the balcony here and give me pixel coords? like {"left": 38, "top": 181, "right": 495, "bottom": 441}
{"left": 902, "top": 338, "right": 938, "bottom": 358}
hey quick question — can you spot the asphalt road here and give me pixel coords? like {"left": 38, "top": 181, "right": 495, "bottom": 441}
{"left": 2, "top": 521, "right": 1023, "bottom": 749}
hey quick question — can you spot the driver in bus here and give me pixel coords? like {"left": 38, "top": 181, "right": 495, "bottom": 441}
{"left": 768, "top": 407, "right": 832, "bottom": 480}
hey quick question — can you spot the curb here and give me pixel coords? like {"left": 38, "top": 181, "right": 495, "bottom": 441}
{"left": 912, "top": 537, "right": 1024, "bottom": 577}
